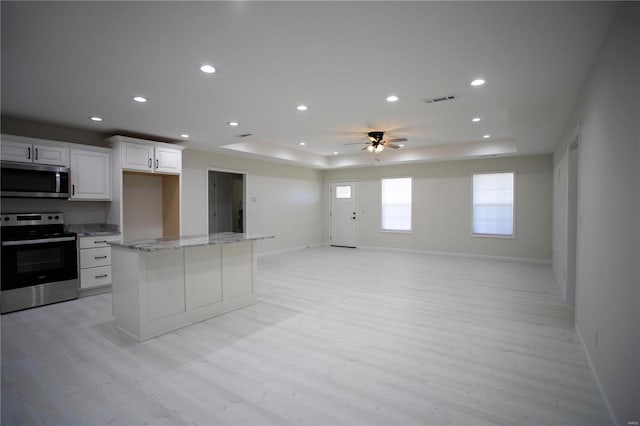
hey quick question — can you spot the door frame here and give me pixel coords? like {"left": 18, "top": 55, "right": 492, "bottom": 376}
{"left": 206, "top": 167, "right": 248, "bottom": 234}
{"left": 330, "top": 179, "right": 358, "bottom": 248}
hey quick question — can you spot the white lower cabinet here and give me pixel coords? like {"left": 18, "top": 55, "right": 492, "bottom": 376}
{"left": 79, "top": 235, "right": 120, "bottom": 289}
{"left": 111, "top": 240, "right": 257, "bottom": 341}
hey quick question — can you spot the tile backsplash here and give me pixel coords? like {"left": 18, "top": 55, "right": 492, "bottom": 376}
{"left": 0, "top": 198, "right": 109, "bottom": 224}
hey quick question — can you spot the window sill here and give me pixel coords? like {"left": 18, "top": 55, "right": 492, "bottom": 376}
{"left": 380, "top": 229, "right": 413, "bottom": 234}
{"left": 471, "top": 233, "right": 515, "bottom": 240}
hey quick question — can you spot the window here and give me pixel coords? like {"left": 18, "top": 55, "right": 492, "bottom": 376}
{"left": 381, "top": 178, "right": 412, "bottom": 232}
{"left": 472, "top": 172, "right": 515, "bottom": 236}
{"left": 335, "top": 185, "right": 351, "bottom": 199}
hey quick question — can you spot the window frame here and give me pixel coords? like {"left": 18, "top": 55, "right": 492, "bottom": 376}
{"left": 471, "top": 171, "right": 516, "bottom": 239}
{"left": 380, "top": 177, "right": 413, "bottom": 234}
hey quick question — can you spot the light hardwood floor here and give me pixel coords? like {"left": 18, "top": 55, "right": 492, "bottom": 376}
{"left": 1, "top": 247, "right": 610, "bottom": 425}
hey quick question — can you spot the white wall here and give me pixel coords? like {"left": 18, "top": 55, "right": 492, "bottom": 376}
{"left": 552, "top": 4, "right": 640, "bottom": 423}
{"left": 181, "top": 149, "right": 324, "bottom": 254}
{"left": 325, "top": 154, "right": 552, "bottom": 261}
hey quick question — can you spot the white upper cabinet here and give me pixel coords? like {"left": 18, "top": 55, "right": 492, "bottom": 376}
{"left": 122, "top": 143, "right": 155, "bottom": 172}
{"left": 1, "top": 138, "right": 69, "bottom": 167}
{"left": 154, "top": 146, "right": 182, "bottom": 174}
{"left": 120, "top": 141, "right": 181, "bottom": 175}
{"left": 70, "top": 149, "right": 111, "bottom": 200}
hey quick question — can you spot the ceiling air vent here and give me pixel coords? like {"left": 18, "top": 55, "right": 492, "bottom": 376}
{"left": 422, "top": 94, "right": 457, "bottom": 104}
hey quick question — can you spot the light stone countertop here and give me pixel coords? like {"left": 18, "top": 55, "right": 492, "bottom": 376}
{"left": 109, "top": 232, "right": 274, "bottom": 252}
{"left": 65, "top": 223, "right": 120, "bottom": 237}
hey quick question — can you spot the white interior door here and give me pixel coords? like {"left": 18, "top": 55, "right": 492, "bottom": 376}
{"left": 330, "top": 181, "right": 357, "bottom": 248}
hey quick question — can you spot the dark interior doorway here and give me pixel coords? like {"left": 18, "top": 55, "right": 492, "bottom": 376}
{"left": 208, "top": 170, "right": 245, "bottom": 233}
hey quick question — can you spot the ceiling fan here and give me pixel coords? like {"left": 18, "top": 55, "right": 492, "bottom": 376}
{"left": 345, "top": 131, "right": 408, "bottom": 154}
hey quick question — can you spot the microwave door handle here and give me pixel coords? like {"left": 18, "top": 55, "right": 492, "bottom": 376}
{"left": 2, "top": 236, "right": 76, "bottom": 246}
{"left": 55, "top": 172, "right": 61, "bottom": 193}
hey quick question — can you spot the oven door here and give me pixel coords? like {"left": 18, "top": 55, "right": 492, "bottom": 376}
{"left": 1, "top": 235, "right": 78, "bottom": 291}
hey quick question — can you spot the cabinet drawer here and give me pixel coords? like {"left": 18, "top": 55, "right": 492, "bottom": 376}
{"left": 80, "top": 266, "right": 112, "bottom": 289}
{"left": 80, "top": 247, "right": 111, "bottom": 268}
{"left": 79, "top": 234, "right": 120, "bottom": 249}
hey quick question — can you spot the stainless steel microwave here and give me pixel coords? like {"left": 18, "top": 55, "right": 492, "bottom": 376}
{"left": 1, "top": 161, "right": 70, "bottom": 198}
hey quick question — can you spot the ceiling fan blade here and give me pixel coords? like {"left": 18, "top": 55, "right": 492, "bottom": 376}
{"left": 385, "top": 125, "right": 416, "bottom": 134}
{"left": 386, "top": 137, "right": 408, "bottom": 143}
{"left": 386, "top": 143, "right": 401, "bottom": 149}
{"left": 344, "top": 142, "right": 368, "bottom": 145}
{"left": 361, "top": 147, "right": 369, "bottom": 151}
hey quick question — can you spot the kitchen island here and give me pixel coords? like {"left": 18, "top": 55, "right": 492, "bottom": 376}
{"left": 110, "top": 233, "right": 273, "bottom": 341}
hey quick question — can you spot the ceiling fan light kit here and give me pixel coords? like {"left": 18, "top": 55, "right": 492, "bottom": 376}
{"left": 345, "top": 129, "right": 407, "bottom": 160}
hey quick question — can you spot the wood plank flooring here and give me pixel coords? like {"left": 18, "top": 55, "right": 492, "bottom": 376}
{"left": 1, "top": 247, "right": 610, "bottom": 425}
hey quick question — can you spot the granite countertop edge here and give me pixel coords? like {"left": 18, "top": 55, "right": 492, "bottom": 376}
{"left": 109, "top": 233, "right": 274, "bottom": 252}
{"left": 65, "top": 223, "right": 121, "bottom": 237}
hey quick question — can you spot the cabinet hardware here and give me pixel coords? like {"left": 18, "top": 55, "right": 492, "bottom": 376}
{"left": 155, "top": 158, "right": 159, "bottom": 169}
{"left": 95, "top": 274, "right": 108, "bottom": 279}
{"left": 94, "top": 240, "right": 107, "bottom": 244}
{"left": 35, "top": 148, "right": 38, "bottom": 160}
{"left": 72, "top": 184, "right": 75, "bottom": 196}
{"left": 27, "top": 147, "right": 31, "bottom": 159}
{"left": 148, "top": 158, "right": 152, "bottom": 168}
{"left": 94, "top": 255, "right": 108, "bottom": 259}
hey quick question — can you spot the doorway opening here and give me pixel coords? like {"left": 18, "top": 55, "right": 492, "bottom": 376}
{"left": 566, "top": 135, "right": 580, "bottom": 306}
{"left": 207, "top": 169, "right": 246, "bottom": 234}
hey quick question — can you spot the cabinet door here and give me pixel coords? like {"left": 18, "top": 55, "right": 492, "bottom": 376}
{"left": 154, "top": 147, "right": 181, "bottom": 174}
{"left": 1, "top": 141, "right": 32, "bottom": 163}
{"left": 33, "top": 144, "right": 69, "bottom": 167}
{"left": 70, "top": 149, "right": 111, "bottom": 200}
{"left": 122, "top": 143, "right": 153, "bottom": 172}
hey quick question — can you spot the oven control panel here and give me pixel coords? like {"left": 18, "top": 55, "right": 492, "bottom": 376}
{"left": 1, "top": 213, "right": 64, "bottom": 227}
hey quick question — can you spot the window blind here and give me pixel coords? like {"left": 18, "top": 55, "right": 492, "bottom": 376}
{"left": 381, "top": 178, "right": 412, "bottom": 231}
{"left": 472, "top": 172, "right": 514, "bottom": 236}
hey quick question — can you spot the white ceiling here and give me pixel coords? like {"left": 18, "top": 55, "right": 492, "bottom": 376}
{"left": 1, "top": 1, "right": 616, "bottom": 168}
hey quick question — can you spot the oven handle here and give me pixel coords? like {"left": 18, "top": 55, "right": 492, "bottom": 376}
{"left": 2, "top": 236, "right": 76, "bottom": 246}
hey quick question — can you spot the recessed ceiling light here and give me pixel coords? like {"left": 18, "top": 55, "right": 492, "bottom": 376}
{"left": 398, "top": 144, "right": 405, "bottom": 147}
{"left": 296, "top": 105, "right": 308, "bottom": 111}
{"left": 200, "top": 64, "right": 216, "bottom": 74}
{"left": 470, "top": 79, "right": 486, "bottom": 86}
{"left": 333, "top": 151, "right": 339, "bottom": 155}
{"left": 227, "top": 121, "right": 239, "bottom": 127}
{"left": 299, "top": 142, "right": 306, "bottom": 146}
{"left": 180, "top": 134, "right": 190, "bottom": 138}
{"left": 132, "top": 96, "right": 147, "bottom": 103}
{"left": 472, "top": 117, "right": 481, "bottom": 122}
{"left": 90, "top": 116, "right": 103, "bottom": 122}
{"left": 386, "top": 95, "right": 399, "bottom": 102}
{"left": 483, "top": 134, "right": 491, "bottom": 139}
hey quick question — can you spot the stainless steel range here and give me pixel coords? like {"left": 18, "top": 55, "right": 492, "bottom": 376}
{"left": 1, "top": 212, "right": 78, "bottom": 313}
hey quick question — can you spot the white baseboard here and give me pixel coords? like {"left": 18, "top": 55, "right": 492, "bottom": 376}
{"left": 259, "top": 243, "right": 551, "bottom": 264}
{"left": 257, "top": 242, "right": 325, "bottom": 258}
{"left": 358, "top": 245, "right": 551, "bottom": 264}
{"left": 575, "top": 325, "right": 618, "bottom": 426}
